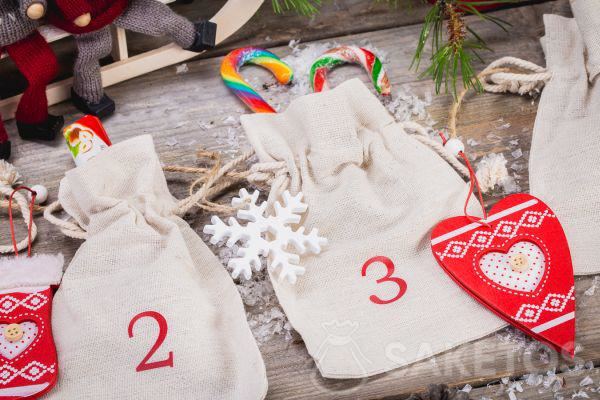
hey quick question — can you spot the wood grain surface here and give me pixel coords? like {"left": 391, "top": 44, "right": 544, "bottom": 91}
{"left": 2, "top": 1, "right": 598, "bottom": 399}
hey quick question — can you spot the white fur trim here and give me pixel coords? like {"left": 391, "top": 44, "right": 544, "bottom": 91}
{"left": 0, "top": 254, "right": 64, "bottom": 290}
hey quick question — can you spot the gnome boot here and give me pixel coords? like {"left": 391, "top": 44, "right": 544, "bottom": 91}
{"left": 0, "top": 118, "right": 9, "bottom": 159}
{"left": 186, "top": 20, "right": 217, "bottom": 52}
{"left": 17, "top": 114, "right": 64, "bottom": 141}
{"left": 71, "top": 88, "right": 116, "bottom": 119}
{"left": 0, "top": 141, "right": 10, "bottom": 160}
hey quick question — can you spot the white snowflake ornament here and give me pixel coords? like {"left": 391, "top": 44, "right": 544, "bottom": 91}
{"left": 204, "top": 189, "right": 328, "bottom": 284}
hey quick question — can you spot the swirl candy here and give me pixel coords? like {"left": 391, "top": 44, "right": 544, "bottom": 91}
{"left": 310, "top": 46, "right": 391, "bottom": 95}
{"left": 221, "top": 47, "right": 294, "bottom": 114}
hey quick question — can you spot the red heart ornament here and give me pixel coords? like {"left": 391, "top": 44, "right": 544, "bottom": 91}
{"left": 431, "top": 193, "right": 576, "bottom": 356}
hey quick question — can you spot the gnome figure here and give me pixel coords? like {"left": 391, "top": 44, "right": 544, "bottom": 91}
{"left": 48, "top": 0, "right": 217, "bottom": 118}
{"left": 0, "top": 0, "right": 64, "bottom": 160}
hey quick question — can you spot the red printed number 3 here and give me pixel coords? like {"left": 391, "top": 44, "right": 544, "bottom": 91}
{"left": 128, "top": 311, "right": 174, "bottom": 372}
{"left": 361, "top": 256, "right": 408, "bottom": 305}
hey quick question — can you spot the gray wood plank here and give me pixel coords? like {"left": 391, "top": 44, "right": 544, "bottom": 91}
{"left": 2, "top": 2, "right": 597, "bottom": 399}
{"left": 469, "top": 366, "right": 600, "bottom": 399}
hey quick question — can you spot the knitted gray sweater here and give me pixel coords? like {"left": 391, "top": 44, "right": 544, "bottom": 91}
{"left": 0, "top": 0, "right": 45, "bottom": 47}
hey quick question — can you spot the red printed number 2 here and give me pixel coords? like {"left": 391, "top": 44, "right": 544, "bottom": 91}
{"left": 361, "top": 256, "right": 408, "bottom": 305}
{"left": 128, "top": 311, "right": 174, "bottom": 372}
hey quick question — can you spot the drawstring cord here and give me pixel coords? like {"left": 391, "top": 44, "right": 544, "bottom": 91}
{"left": 8, "top": 186, "right": 36, "bottom": 256}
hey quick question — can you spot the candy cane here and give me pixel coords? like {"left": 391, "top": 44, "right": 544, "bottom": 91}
{"left": 221, "top": 47, "right": 293, "bottom": 114}
{"left": 310, "top": 46, "right": 391, "bottom": 95}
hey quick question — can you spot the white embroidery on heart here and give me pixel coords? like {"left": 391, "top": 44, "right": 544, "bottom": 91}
{"left": 479, "top": 241, "right": 545, "bottom": 293}
{"left": 0, "top": 322, "right": 38, "bottom": 360}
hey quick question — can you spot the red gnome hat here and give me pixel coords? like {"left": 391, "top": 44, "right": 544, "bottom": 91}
{"left": 48, "top": 0, "right": 129, "bottom": 34}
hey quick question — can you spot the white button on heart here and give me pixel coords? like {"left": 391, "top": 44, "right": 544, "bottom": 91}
{"left": 479, "top": 241, "right": 545, "bottom": 293}
{"left": 0, "top": 321, "right": 38, "bottom": 360}
{"left": 509, "top": 253, "right": 529, "bottom": 272}
{"left": 4, "top": 323, "right": 23, "bottom": 342}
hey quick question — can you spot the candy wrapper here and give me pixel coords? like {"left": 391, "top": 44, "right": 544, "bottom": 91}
{"left": 63, "top": 116, "right": 112, "bottom": 166}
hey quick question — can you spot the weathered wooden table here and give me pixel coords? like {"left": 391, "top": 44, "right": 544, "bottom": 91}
{"left": 1, "top": 1, "right": 598, "bottom": 399}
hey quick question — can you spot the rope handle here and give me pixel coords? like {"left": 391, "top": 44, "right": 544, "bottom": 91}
{"left": 448, "top": 56, "right": 550, "bottom": 140}
{"left": 9, "top": 187, "right": 36, "bottom": 256}
{"left": 43, "top": 201, "right": 88, "bottom": 240}
{"left": 401, "top": 57, "right": 550, "bottom": 181}
{"left": 1, "top": 185, "right": 39, "bottom": 255}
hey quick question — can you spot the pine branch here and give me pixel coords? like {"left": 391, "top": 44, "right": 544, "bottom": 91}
{"left": 271, "top": 0, "right": 523, "bottom": 98}
{"left": 271, "top": 0, "right": 322, "bottom": 15}
{"left": 412, "top": 0, "right": 520, "bottom": 97}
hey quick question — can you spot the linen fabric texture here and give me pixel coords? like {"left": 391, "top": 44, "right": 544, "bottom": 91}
{"left": 529, "top": 6, "right": 600, "bottom": 275}
{"left": 240, "top": 79, "right": 506, "bottom": 379}
{"left": 43, "top": 136, "right": 267, "bottom": 400}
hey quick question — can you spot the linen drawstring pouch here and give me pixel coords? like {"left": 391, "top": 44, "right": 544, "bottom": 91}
{"left": 240, "top": 79, "right": 506, "bottom": 379}
{"left": 43, "top": 135, "right": 267, "bottom": 399}
{"left": 529, "top": 6, "right": 600, "bottom": 275}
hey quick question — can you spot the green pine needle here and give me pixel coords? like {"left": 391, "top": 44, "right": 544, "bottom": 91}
{"left": 271, "top": 0, "right": 322, "bottom": 15}
{"left": 412, "top": 0, "right": 519, "bottom": 97}
{"left": 273, "top": 0, "right": 522, "bottom": 97}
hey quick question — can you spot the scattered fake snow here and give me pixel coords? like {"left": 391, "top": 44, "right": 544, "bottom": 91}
{"left": 209, "top": 242, "right": 293, "bottom": 344}
{"left": 584, "top": 276, "right": 600, "bottom": 296}
{"left": 461, "top": 384, "right": 472, "bottom": 393}
{"left": 475, "top": 153, "right": 521, "bottom": 194}
{"left": 580, "top": 376, "right": 594, "bottom": 387}
{"left": 165, "top": 137, "right": 178, "bottom": 147}
{"left": 175, "top": 63, "right": 189, "bottom": 75}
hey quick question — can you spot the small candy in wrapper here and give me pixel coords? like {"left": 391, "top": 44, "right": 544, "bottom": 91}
{"left": 63, "top": 115, "right": 112, "bottom": 166}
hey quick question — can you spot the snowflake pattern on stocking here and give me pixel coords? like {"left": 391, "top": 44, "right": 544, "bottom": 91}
{"left": 204, "top": 189, "right": 328, "bottom": 284}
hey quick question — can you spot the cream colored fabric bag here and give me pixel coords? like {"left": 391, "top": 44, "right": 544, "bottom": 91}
{"left": 44, "top": 136, "right": 267, "bottom": 399}
{"left": 241, "top": 79, "right": 505, "bottom": 379}
{"left": 529, "top": 8, "right": 600, "bottom": 275}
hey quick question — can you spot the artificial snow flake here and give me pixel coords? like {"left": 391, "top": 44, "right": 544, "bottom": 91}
{"left": 584, "top": 276, "right": 600, "bottom": 296}
{"left": 460, "top": 384, "right": 472, "bottom": 393}
{"left": 580, "top": 376, "right": 594, "bottom": 387}
{"left": 204, "top": 189, "right": 328, "bottom": 284}
{"left": 175, "top": 63, "right": 189, "bottom": 74}
{"left": 572, "top": 390, "right": 590, "bottom": 399}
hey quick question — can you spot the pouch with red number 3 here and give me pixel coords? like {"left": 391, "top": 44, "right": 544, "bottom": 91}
{"left": 240, "top": 79, "right": 506, "bottom": 378}
{"left": 43, "top": 136, "right": 267, "bottom": 399}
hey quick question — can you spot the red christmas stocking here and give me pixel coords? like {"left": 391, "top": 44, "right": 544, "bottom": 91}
{"left": 0, "top": 255, "right": 63, "bottom": 400}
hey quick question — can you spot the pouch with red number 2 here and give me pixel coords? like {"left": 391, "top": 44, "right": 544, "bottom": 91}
{"left": 240, "top": 79, "right": 506, "bottom": 378}
{"left": 43, "top": 135, "right": 267, "bottom": 399}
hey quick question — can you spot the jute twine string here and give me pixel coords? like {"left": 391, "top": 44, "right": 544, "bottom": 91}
{"left": 169, "top": 148, "right": 290, "bottom": 215}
